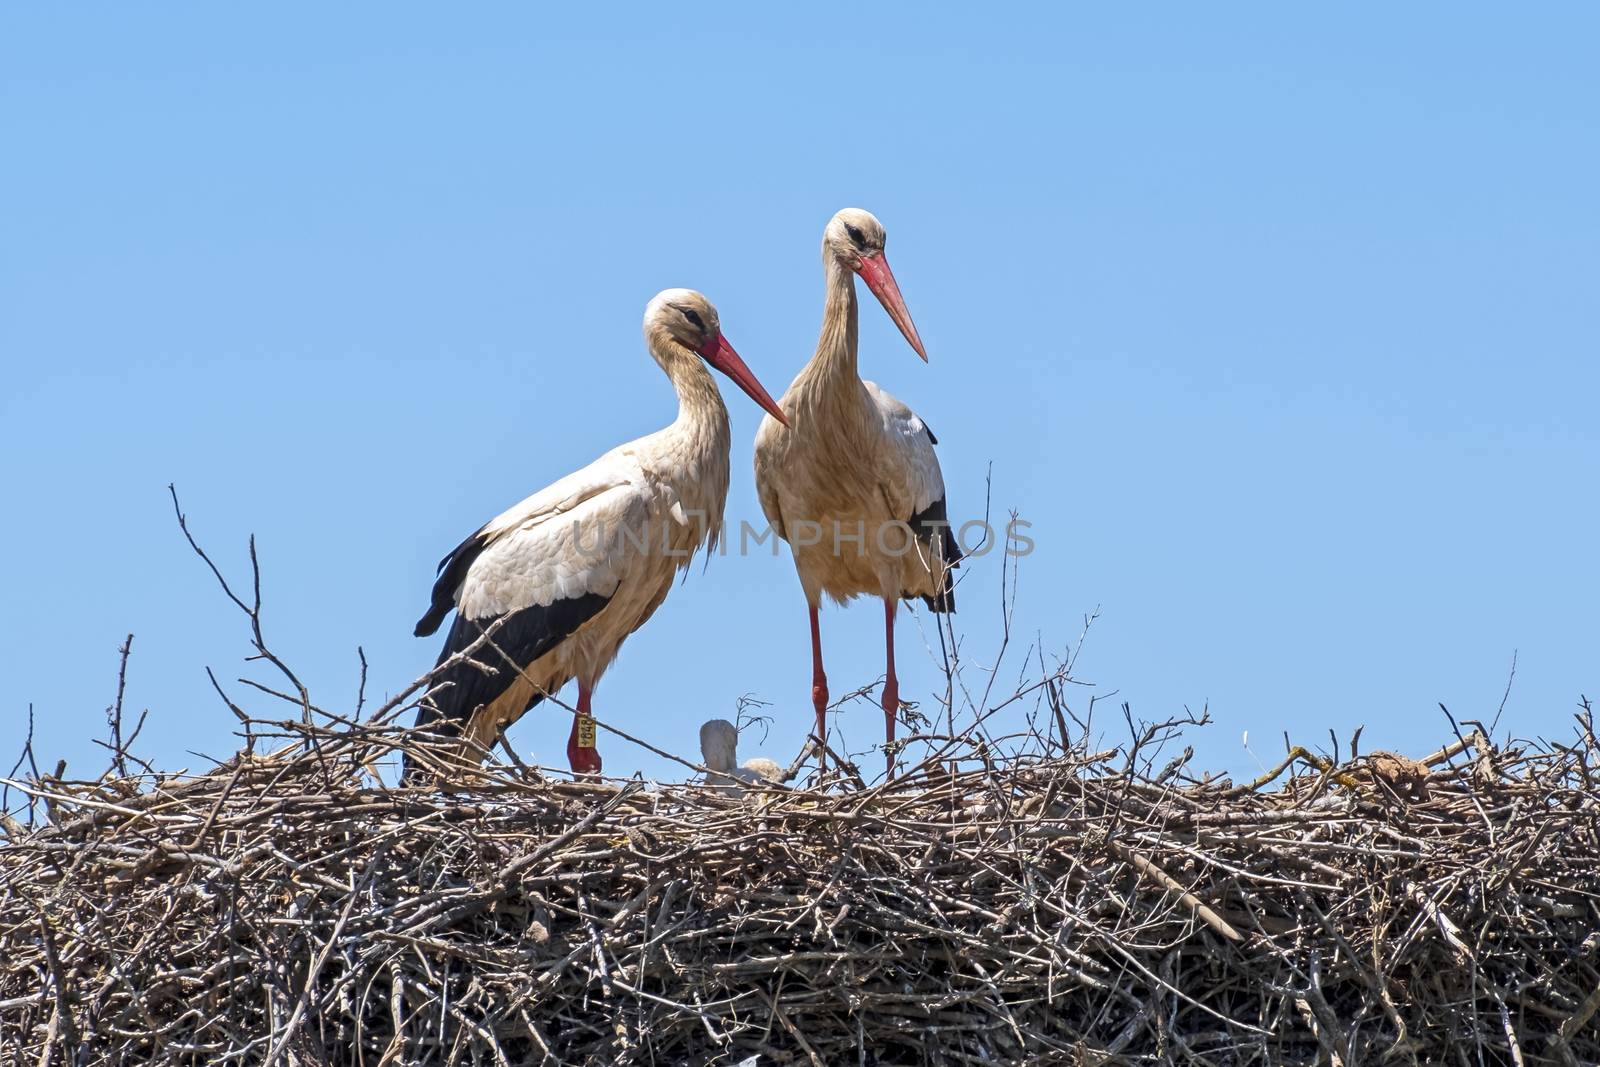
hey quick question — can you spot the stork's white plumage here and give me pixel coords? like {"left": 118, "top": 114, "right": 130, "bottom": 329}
{"left": 406, "top": 290, "right": 786, "bottom": 779}
{"left": 753, "top": 209, "right": 959, "bottom": 777}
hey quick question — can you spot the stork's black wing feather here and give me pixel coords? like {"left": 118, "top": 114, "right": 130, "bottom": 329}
{"left": 908, "top": 494, "right": 961, "bottom": 613}
{"left": 412, "top": 592, "right": 611, "bottom": 745}
{"left": 413, "top": 527, "right": 492, "bottom": 637}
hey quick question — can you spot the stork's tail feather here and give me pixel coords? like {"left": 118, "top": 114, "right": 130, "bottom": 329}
{"left": 413, "top": 604, "right": 450, "bottom": 638}
{"left": 908, "top": 496, "right": 961, "bottom": 614}
{"left": 415, "top": 528, "right": 494, "bottom": 639}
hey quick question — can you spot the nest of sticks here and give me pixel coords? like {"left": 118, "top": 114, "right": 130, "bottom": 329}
{"left": 4, "top": 698, "right": 1599, "bottom": 1067}
{"left": 4, "top": 502, "right": 1597, "bottom": 1063}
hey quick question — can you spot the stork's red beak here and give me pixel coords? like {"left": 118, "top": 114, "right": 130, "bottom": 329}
{"left": 698, "top": 333, "right": 789, "bottom": 426}
{"left": 854, "top": 253, "right": 927, "bottom": 361}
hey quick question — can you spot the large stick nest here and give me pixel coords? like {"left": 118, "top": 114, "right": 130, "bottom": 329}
{"left": 4, "top": 707, "right": 1599, "bottom": 1066}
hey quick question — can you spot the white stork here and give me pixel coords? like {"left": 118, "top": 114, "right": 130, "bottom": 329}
{"left": 753, "top": 208, "right": 959, "bottom": 777}
{"left": 406, "top": 290, "right": 787, "bottom": 779}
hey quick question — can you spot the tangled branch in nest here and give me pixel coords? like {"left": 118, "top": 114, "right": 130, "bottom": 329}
{"left": 4, "top": 701, "right": 1599, "bottom": 1066}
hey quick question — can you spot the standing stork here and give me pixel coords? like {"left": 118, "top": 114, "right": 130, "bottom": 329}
{"left": 406, "top": 290, "right": 787, "bottom": 780}
{"left": 753, "top": 208, "right": 959, "bottom": 777}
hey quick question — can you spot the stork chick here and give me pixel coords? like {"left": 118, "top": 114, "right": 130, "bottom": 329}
{"left": 699, "top": 719, "right": 784, "bottom": 793}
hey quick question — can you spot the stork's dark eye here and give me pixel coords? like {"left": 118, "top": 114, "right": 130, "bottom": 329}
{"left": 844, "top": 223, "right": 867, "bottom": 249}
{"left": 682, "top": 308, "right": 705, "bottom": 330}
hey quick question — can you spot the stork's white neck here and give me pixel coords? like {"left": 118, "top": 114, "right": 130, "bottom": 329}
{"left": 648, "top": 341, "right": 732, "bottom": 549}
{"left": 663, "top": 349, "right": 729, "bottom": 433}
{"left": 816, "top": 255, "right": 860, "bottom": 376}
{"left": 788, "top": 255, "right": 867, "bottom": 416}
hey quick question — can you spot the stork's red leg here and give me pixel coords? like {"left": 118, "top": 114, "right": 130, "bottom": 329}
{"left": 882, "top": 597, "right": 900, "bottom": 779}
{"left": 809, "top": 603, "right": 829, "bottom": 771}
{"left": 566, "top": 682, "right": 603, "bottom": 776}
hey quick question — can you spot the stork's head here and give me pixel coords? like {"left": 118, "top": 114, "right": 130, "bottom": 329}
{"left": 644, "top": 289, "right": 788, "bottom": 425}
{"left": 824, "top": 208, "right": 927, "bottom": 361}
{"left": 698, "top": 718, "right": 739, "bottom": 774}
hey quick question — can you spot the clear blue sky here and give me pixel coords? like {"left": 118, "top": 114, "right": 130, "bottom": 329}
{"left": 3, "top": 5, "right": 1595, "bottom": 787}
